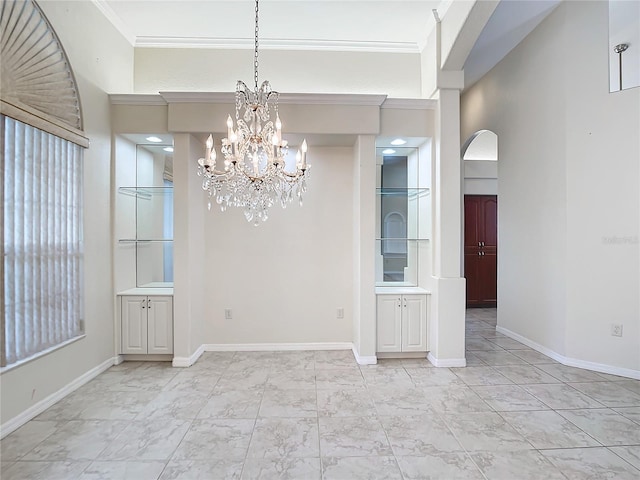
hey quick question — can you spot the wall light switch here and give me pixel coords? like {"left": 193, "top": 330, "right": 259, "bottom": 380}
{"left": 337, "top": 308, "right": 344, "bottom": 319}
{"left": 224, "top": 309, "right": 233, "bottom": 320}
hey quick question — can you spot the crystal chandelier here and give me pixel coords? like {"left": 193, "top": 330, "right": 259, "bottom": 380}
{"left": 197, "top": 0, "right": 309, "bottom": 225}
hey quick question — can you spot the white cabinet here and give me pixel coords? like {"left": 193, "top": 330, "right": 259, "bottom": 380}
{"left": 376, "top": 294, "right": 427, "bottom": 353}
{"left": 121, "top": 295, "right": 173, "bottom": 354}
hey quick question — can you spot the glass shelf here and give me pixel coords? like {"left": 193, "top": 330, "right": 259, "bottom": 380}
{"left": 376, "top": 187, "right": 430, "bottom": 198}
{"left": 118, "top": 239, "right": 173, "bottom": 243}
{"left": 375, "top": 238, "right": 429, "bottom": 241}
{"left": 118, "top": 186, "right": 174, "bottom": 199}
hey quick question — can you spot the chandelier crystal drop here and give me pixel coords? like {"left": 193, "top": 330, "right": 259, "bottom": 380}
{"left": 197, "top": 0, "right": 309, "bottom": 226}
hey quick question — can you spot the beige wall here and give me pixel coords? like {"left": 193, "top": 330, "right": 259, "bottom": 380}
{"left": 134, "top": 48, "right": 422, "bottom": 98}
{"left": 461, "top": 1, "right": 639, "bottom": 373}
{"left": 201, "top": 147, "right": 355, "bottom": 345}
{"left": 1, "top": 1, "right": 133, "bottom": 427}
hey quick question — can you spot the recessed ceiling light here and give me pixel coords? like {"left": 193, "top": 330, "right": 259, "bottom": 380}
{"left": 145, "top": 136, "right": 162, "bottom": 143}
{"left": 390, "top": 138, "right": 406, "bottom": 146}
{"left": 382, "top": 148, "right": 396, "bottom": 155}
{"left": 163, "top": 147, "right": 174, "bottom": 153}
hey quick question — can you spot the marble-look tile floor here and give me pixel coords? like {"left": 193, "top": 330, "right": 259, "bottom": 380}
{"left": 2, "top": 308, "right": 640, "bottom": 479}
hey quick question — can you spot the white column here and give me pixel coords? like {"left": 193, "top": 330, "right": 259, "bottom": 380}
{"left": 172, "top": 133, "right": 206, "bottom": 367}
{"left": 428, "top": 85, "right": 467, "bottom": 367}
{"left": 352, "top": 135, "right": 377, "bottom": 364}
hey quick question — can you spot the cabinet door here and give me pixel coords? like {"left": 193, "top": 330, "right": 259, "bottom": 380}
{"left": 464, "top": 195, "right": 497, "bottom": 307}
{"left": 147, "top": 296, "right": 173, "bottom": 354}
{"left": 402, "top": 295, "right": 427, "bottom": 352}
{"left": 121, "top": 296, "right": 148, "bottom": 354}
{"left": 376, "top": 295, "right": 402, "bottom": 352}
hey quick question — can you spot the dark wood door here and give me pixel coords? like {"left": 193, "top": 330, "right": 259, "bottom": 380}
{"left": 464, "top": 195, "right": 497, "bottom": 307}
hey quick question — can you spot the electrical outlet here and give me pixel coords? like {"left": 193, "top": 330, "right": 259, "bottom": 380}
{"left": 224, "top": 309, "right": 233, "bottom": 320}
{"left": 337, "top": 308, "right": 344, "bottom": 319}
{"left": 611, "top": 324, "right": 623, "bottom": 337}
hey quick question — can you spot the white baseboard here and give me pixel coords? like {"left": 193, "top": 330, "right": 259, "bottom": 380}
{"left": 203, "top": 342, "right": 353, "bottom": 352}
{"left": 1, "top": 356, "right": 116, "bottom": 439}
{"left": 172, "top": 344, "right": 205, "bottom": 367}
{"left": 496, "top": 326, "right": 640, "bottom": 380}
{"left": 427, "top": 352, "right": 467, "bottom": 368}
{"left": 352, "top": 346, "right": 377, "bottom": 365}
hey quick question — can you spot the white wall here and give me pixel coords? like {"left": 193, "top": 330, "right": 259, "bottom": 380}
{"left": 464, "top": 160, "right": 497, "bottom": 195}
{"left": 1, "top": 1, "right": 133, "bottom": 427}
{"left": 201, "top": 147, "right": 354, "bottom": 346}
{"left": 461, "top": 1, "right": 639, "bottom": 373}
{"left": 134, "top": 48, "right": 422, "bottom": 98}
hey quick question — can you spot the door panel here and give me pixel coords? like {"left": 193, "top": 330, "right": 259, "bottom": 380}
{"left": 482, "top": 197, "right": 498, "bottom": 248}
{"left": 121, "top": 296, "right": 147, "bottom": 354}
{"left": 402, "top": 295, "right": 427, "bottom": 351}
{"left": 464, "top": 253, "right": 481, "bottom": 305}
{"left": 147, "top": 296, "right": 173, "bottom": 354}
{"left": 482, "top": 252, "right": 498, "bottom": 303}
{"left": 464, "top": 199, "right": 481, "bottom": 249}
{"left": 376, "top": 295, "right": 402, "bottom": 352}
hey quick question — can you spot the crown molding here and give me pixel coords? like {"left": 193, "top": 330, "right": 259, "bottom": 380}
{"left": 159, "top": 92, "right": 387, "bottom": 107}
{"left": 279, "top": 93, "right": 387, "bottom": 106}
{"left": 91, "top": 0, "right": 135, "bottom": 45}
{"left": 381, "top": 98, "right": 437, "bottom": 110}
{"left": 136, "top": 36, "right": 420, "bottom": 54}
{"left": 109, "top": 94, "right": 167, "bottom": 106}
{"left": 108, "top": 93, "right": 434, "bottom": 110}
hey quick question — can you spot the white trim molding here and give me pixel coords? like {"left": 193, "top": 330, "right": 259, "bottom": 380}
{"left": 352, "top": 347, "right": 378, "bottom": 365}
{"left": 381, "top": 98, "right": 438, "bottom": 110}
{"left": 0, "top": 357, "right": 116, "bottom": 439}
{"left": 109, "top": 94, "right": 167, "bottom": 106}
{"left": 91, "top": 0, "right": 136, "bottom": 45}
{"left": 172, "top": 344, "right": 205, "bottom": 368}
{"left": 159, "top": 91, "right": 388, "bottom": 107}
{"left": 496, "top": 326, "right": 640, "bottom": 380}
{"left": 203, "top": 342, "right": 353, "bottom": 352}
{"left": 136, "top": 36, "right": 420, "bottom": 54}
{"left": 427, "top": 352, "right": 467, "bottom": 368}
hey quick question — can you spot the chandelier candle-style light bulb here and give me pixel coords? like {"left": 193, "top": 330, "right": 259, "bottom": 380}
{"left": 196, "top": 0, "right": 310, "bottom": 225}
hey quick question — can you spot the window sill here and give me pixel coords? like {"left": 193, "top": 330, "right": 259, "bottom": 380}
{"left": 0, "top": 334, "right": 86, "bottom": 374}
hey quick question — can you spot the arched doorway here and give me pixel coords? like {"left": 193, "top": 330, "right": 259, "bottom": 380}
{"left": 462, "top": 130, "right": 498, "bottom": 308}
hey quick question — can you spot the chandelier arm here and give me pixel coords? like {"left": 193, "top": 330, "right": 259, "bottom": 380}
{"left": 281, "top": 171, "right": 306, "bottom": 179}
{"left": 236, "top": 168, "right": 268, "bottom": 183}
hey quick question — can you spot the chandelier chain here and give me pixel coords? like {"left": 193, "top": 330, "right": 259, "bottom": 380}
{"left": 254, "top": 0, "right": 259, "bottom": 91}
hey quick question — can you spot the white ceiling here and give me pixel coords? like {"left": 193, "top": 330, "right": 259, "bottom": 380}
{"left": 94, "top": 0, "right": 560, "bottom": 90}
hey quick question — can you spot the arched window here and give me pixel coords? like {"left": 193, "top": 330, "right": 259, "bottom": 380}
{"left": 1, "top": 0, "right": 88, "bottom": 367}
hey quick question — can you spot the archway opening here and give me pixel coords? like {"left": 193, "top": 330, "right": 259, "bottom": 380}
{"left": 461, "top": 130, "right": 498, "bottom": 317}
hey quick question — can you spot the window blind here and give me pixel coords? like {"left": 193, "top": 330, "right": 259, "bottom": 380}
{"left": 2, "top": 115, "right": 84, "bottom": 367}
